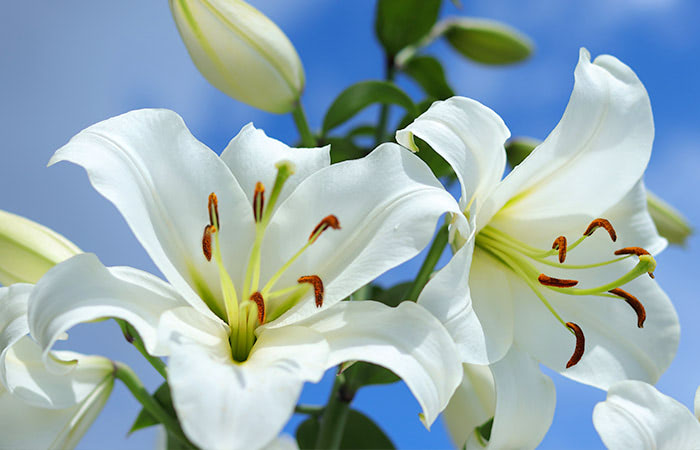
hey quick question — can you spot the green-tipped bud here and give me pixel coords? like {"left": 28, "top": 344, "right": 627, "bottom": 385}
{"left": 647, "top": 190, "right": 693, "bottom": 247}
{"left": 169, "top": 0, "right": 305, "bottom": 113}
{"left": 441, "top": 18, "right": 533, "bottom": 66}
{"left": 0, "top": 210, "right": 80, "bottom": 285}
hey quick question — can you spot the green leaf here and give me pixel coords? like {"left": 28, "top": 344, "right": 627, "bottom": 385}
{"left": 375, "top": 0, "right": 442, "bottom": 57}
{"left": 343, "top": 361, "right": 401, "bottom": 391}
{"left": 402, "top": 55, "right": 455, "bottom": 99}
{"left": 326, "top": 137, "right": 369, "bottom": 164}
{"left": 129, "top": 382, "right": 176, "bottom": 434}
{"left": 505, "top": 136, "right": 540, "bottom": 168}
{"left": 373, "top": 281, "right": 411, "bottom": 308}
{"left": 296, "top": 410, "right": 395, "bottom": 449}
{"left": 443, "top": 18, "right": 533, "bottom": 65}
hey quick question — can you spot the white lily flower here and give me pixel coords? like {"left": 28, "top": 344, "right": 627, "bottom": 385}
{"left": 397, "top": 49, "right": 679, "bottom": 446}
{"left": 0, "top": 283, "right": 114, "bottom": 450}
{"left": 169, "top": 0, "right": 305, "bottom": 113}
{"left": 594, "top": 380, "right": 700, "bottom": 449}
{"left": 32, "top": 109, "right": 463, "bottom": 449}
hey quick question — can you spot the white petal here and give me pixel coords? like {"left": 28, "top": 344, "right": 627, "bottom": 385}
{"left": 396, "top": 96, "right": 509, "bottom": 217}
{"left": 443, "top": 364, "right": 494, "bottom": 449}
{"left": 489, "top": 49, "right": 654, "bottom": 223}
{"left": 220, "top": 123, "right": 330, "bottom": 209}
{"left": 50, "top": 109, "right": 254, "bottom": 317}
{"left": 0, "top": 283, "right": 34, "bottom": 382}
{"left": 593, "top": 380, "right": 700, "bottom": 450}
{"left": 695, "top": 386, "right": 700, "bottom": 421}
{"left": 295, "top": 300, "right": 462, "bottom": 427}
{"left": 28, "top": 253, "right": 200, "bottom": 371}
{"left": 168, "top": 326, "right": 328, "bottom": 450}
{"left": 263, "top": 435, "right": 299, "bottom": 450}
{"left": 0, "top": 375, "right": 113, "bottom": 450}
{"left": 261, "top": 143, "right": 460, "bottom": 326}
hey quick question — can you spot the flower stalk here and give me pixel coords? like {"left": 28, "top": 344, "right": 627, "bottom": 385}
{"left": 314, "top": 373, "right": 354, "bottom": 450}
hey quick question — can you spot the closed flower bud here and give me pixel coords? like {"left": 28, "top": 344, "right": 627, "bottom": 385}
{"left": 169, "top": 0, "right": 305, "bottom": 113}
{"left": 0, "top": 209, "right": 80, "bottom": 285}
{"left": 647, "top": 190, "right": 693, "bottom": 247}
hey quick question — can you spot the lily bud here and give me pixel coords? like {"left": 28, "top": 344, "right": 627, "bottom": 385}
{"left": 0, "top": 209, "right": 80, "bottom": 285}
{"left": 647, "top": 191, "right": 693, "bottom": 247}
{"left": 169, "top": 0, "right": 305, "bottom": 114}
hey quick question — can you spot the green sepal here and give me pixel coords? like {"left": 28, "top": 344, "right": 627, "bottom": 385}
{"left": 322, "top": 81, "right": 417, "bottom": 135}
{"left": 442, "top": 18, "right": 533, "bottom": 65}
{"left": 296, "top": 409, "right": 395, "bottom": 449}
{"left": 402, "top": 55, "right": 455, "bottom": 100}
{"left": 375, "top": 0, "right": 441, "bottom": 57}
{"left": 129, "top": 382, "right": 176, "bottom": 434}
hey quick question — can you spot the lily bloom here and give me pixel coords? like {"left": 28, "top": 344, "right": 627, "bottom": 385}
{"left": 31, "top": 109, "right": 463, "bottom": 449}
{"left": 594, "top": 380, "right": 700, "bottom": 450}
{"left": 0, "top": 283, "right": 114, "bottom": 450}
{"left": 397, "top": 49, "right": 679, "bottom": 447}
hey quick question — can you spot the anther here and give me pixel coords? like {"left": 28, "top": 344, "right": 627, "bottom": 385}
{"left": 565, "top": 322, "right": 585, "bottom": 368}
{"left": 608, "top": 288, "right": 646, "bottom": 328}
{"left": 253, "top": 182, "right": 265, "bottom": 223}
{"left": 202, "top": 225, "right": 215, "bottom": 261}
{"left": 250, "top": 291, "right": 265, "bottom": 324}
{"left": 538, "top": 274, "right": 579, "bottom": 288}
{"left": 615, "top": 247, "right": 655, "bottom": 278}
{"left": 298, "top": 275, "right": 324, "bottom": 307}
{"left": 584, "top": 218, "right": 617, "bottom": 242}
{"left": 551, "top": 236, "right": 567, "bottom": 263}
{"left": 208, "top": 193, "right": 219, "bottom": 228}
{"left": 309, "top": 215, "right": 341, "bottom": 243}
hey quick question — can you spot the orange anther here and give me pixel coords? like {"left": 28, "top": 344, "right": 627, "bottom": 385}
{"left": 208, "top": 192, "right": 219, "bottom": 228}
{"left": 309, "top": 215, "right": 341, "bottom": 242}
{"left": 614, "top": 247, "right": 650, "bottom": 256}
{"left": 609, "top": 288, "right": 646, "bottom": 328}
{"left": 584, "top": 218, "right": 617, "bottom": 242}
{"left": 250, "top": 291, "right": 265, "bottom": 324}
{"left": 565, "top": 322, "right": 585, "bottom": 368}
{"left": 538, "top": 274, "right": 579, "bottom": 288}
{"left": 253, "top": 182, "right": 265, "bottom": 223}
{"left": 202, "top": 225, "right": 214, "bottom": 261}
{"left": 552, "top": 236, "right": 567, "bottom": 263}
{"left": 298, "top": 275, "right": 324, "bottom": 307}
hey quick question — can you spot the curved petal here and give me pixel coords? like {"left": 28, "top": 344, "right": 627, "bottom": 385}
{"left": 261, "top": 143, "right": 461, "bottom": 327}
{"left": 295, "top": 301, "right": 462, "bottom": 427}
{"left": 510, "top": 260, "right": 678, "bottom": 390}
{"left": 220, "top": 123, "right": 330, "bottom": 210}
{"left": 488, "top": 48, "right": 654, "bottom": 224}
{"left": 593, "top": 380, "right": 700, "bottom": 450}
{"left": 168, "top": 326, "right": 328, "bottom": 450}
{"left": 396, "top": 96, "right": 509, "bottom": 217}
{"left": 27, "top": 253, "right": 205, "bottom": 373}
{"left": 0, "top": 283, "right": 34, "bottom": 382}
{"left": 442, "top": 364, "right": 494, "bottom": 449}
{"left": 50, "top": 109, "right": 254, "bottom": 316}
{"left": 0, "top": 375, "right": 113, "bottom": 450}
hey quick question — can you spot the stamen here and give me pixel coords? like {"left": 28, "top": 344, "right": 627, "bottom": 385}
{"left": 253, "top": 182, "right": 265, "bottom": 223}
{"left": 584, "top": 218, "right": 617, "bottom": 242}
{"left": 565, "top": 322, "right": 585, "bottom": 368}
{"left": 614, "top": 248, "right": 656, "bottom": 278}
{"left": 538, "top": 274, "right": 579, "bottom": 288}
{"left": 608, "top": 288, "right": 646, "bottom": 328}
{"left": 202, "top": 225, "right": 214, "bottom": 261}
{"left": 250, "top": 292, "right": 266, "bottom": 324}
{"left": 298, "top": 275, "right": 324, "bottom": 307}
{"left": 309, "top": 215, "right": 341, "bottom": 243}
{"left": 551, "top": 236, "right": 567, "bottom": 263}
{"left": 208, "top": 193, "right": 219, "bottom": 228}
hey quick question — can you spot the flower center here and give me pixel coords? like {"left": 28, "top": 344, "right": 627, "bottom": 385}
{"left": 201, "top": 161, "right": 341, "bottom": 362}
{"left": 474, "top": 218, "right": 656, "bottom": 369}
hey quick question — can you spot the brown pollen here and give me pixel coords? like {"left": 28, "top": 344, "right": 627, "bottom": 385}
{"left": 250, "top": 291, "right": 265, "bottom": 324}
{"left": 298, "top": 275, "right": 324, "bottom": 307}
{"left": 584, "top": 218, "right": 617, "bottom": 242}
{"left": 614, "top": 247, "right": 650, "bottom": 256}
{"left": 538, "top": 274, "right": 579, "bottom": 288}
{"left": 202, "top": 225, "right": 214, "bottom": 261}
{"left": 208, "top": 192, "right": 219, "bottom": 228}
{"left": 551, "top": 236, "right": 567, "bottom": 263}
{"left": 565, "top": 322, "right": 585, "bottom": 368}
{"left": 609, "top": 288, "right": 646, "bottom": 328}
{"left": 309, "top": 215, "right": 341, "bottom": 242}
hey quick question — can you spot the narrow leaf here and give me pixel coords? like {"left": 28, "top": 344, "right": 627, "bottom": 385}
{"left": 402, "top": 55, "right": 455, "bottom": 99}
{"left": 375, "top": 0, "right": 441, "bottom": 57}
{"left": 296, "top": 410, "right": 395, "bottom": 449}
{"left": 129, "top": 382, "right": 176, "bottom": 434}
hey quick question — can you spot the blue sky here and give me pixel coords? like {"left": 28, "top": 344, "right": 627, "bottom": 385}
{"left": 1, "top": 1, "right": 699, "bottom": 448}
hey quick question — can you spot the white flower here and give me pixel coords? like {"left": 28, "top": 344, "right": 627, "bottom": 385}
{"left": 169, "top": 0, "right": 305, "bottom": 113}
{"left": 30, "top": 109, "right": 463, "bottom": 449}
{"left": 0, "top": 283, "right": 113, "bottom": 450}
{"left": 397, "top": 48, "right": 679, "bottom": 447}
{"left": 594, "top": 380, "right": 700, "bottom": 450}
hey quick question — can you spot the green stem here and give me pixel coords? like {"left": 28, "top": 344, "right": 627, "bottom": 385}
{"left": 117, "top": 320, "right": 168, "bottom": 379}
{"left": 374, "top": 55, "right": 396, "bottom": 146}
{"left": 295, "top": 404, "right": 324, "bottom": 416}
{"left": 292, "top": 101, "right": 317, "bottom": 147}
{"left": 405, "top": 223, "right": 449, "bottom": 301}
{"left": 112, "top": 361, "right": 193, "bottom": 448}
{"left": 314, "top": 373, "right": 353, "bottom": 449}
